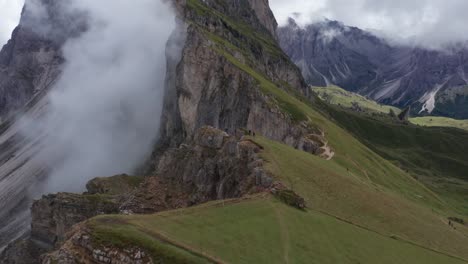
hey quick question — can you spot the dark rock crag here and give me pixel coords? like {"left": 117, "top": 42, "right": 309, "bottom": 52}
{"left": 398, "top": 106, "right": 411, "bottom": 122}
{"left": 42, "top": 227, "right": 154, "bottom": 264}
{"left": 0, "top": 0, "right": 86, "bottom": 119}
{"left": 0, "top": 175, "right": 128, "bottom": 263}
{"left": 158, "top": 0, "right": 311, "bottom": 151}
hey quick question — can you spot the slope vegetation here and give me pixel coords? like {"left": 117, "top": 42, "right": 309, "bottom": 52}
{"left": 412, "top": 116, "right": 468, "bottom": 131}
{"left": 326, "top": 106, "right": 468, "bottom": 215}
{"left": 313, "top": 86, "right": 468, "bottom": 214}
{"left": 313, "top": 85, "right": 468, "bottom": 131}
{"left": 313, "top": 86, "right": 400, "bottom": 114}
{"left": 89, "top": 196, "right": 466, "bottom": 264}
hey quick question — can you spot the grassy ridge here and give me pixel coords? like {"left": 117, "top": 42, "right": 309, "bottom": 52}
{"left": 326, "top": 106, "right": 468, "bottom": 214}
{"left": 312, "top": 86, "right": 468, "bottom": 215}
{"left": 313, "top": 86, "right": 400, "bottom": 114}
{"left": 255, "top": 136, "right": 468, "bottom": 259}
{"left": 89, "top": 196, "right": 467, "bottom": 264}
{"left": 89, "top": 217, "right": 211, "bottom": 263}
{"left": 313, "top": 85, "right": 468, "bottom": 131}
{"left": 411, "top": 116, "right": 468, "bottom": 131}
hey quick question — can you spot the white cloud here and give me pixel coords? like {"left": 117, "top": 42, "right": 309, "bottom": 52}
{"left": 19, "top": 0, "right": 176, "bottom": 193}
{"left": 269, "top": 0, "right": 327, "bottom": 26}
{"left": 0, "top": 0, "right": 24, "bottom": 46}
{"left": 270, "top": 0, "right": 468, "bottom": 48}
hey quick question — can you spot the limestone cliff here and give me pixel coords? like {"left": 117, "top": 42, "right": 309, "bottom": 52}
{"left": 158, "top": 0, "right": 322, "bottom": 159}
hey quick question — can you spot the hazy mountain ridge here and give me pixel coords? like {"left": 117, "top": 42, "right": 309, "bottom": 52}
{"left": 278, "top": 18, "right": 468, "bottom": 118}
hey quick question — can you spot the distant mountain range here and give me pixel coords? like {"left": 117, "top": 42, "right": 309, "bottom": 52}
{"left": 278, "top": 18, "right": 468, "bottom": 119}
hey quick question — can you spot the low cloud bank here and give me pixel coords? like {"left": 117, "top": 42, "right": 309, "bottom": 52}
{"left": 22, "top": 0, "right": 176, "bottom": 193}
{"left": 270, "top": 0, "right": 468, "bottom": 49}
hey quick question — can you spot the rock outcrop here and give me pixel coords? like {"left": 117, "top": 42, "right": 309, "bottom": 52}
{"left": 0, "top": 238, "right": 46, "bottom": 264}
{"left": 247, "top": 0, "right": 278, "bottom": 37}
{"left": 124, "top": 126, "right": 272, "bottom": 213}
{"left": 30, "top": 193, "right": 121, "bottom": 247}
{"left": 42, "top": 225, "right": 163, "bottom": 264}
{"left": 0, "top": 174, "right": 137, "bottom": 264}
{"left": 398, "top": 106, "right": 411, "bottom": 122}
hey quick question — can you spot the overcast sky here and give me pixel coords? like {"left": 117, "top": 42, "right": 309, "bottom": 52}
{"left": 0, "top": 0, "right": 23, "bottom": 46}
{"left": 270, "top": 0, "right": 468, "bottom": 47}
{"left": 1, "top": 0, "right": 468, "bottom": 48}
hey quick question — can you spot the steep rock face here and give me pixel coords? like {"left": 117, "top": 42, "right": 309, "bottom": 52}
{"left": 124, "top": 126, "right": 272, "bottom": 213}
{"left": 159, "top": 0, "right": 314, "bottom": 156}
{"left": 278, "top": 18, "right": 468, "bottom": 117}
{"left": 30, "top": 193, "right": 121, "bottom": 248}
{"left": 156, "top": 126, "right": 271, "bottom": 200}
{"left": 247, "top": 0, "right": 278, "bottom": 37}
{"left": 0, "top": 26, "right": 61, "bottom": 120}
{"left": 431, "top": 85, "right": 468, "bottom": 119}
{"left": 278, "top": 19, "right": 391, "bottom": 90}
{"left": 0, "top": 0, "right": 85, "bottom": 120}
{"left": 0, "top": 238, "right": 46, "bottom": 264}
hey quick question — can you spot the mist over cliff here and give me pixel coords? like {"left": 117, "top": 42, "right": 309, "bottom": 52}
{"left": 22, "top": 0, "right": 175, "bottom": 193}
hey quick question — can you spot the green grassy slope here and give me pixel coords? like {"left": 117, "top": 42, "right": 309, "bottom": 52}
{"left": 313, "top": 85, "right": 468, "bottom": 131}
{"left": 90, "top": 197, "right": 466, "bottom": 264}
{"left": 411, "top": 116, "right": 468, "bottom": 131}
{"left": 326, "top": 106, "right": 468, "bottom": 215}
{"left": 312, "top": 86, "right": 468, "bottom": 214}
{"left": 255, "top": 136, "right": 468, "bottom": 260}
{"left": 313, "top": 86, "right": 400, "bottom": 114}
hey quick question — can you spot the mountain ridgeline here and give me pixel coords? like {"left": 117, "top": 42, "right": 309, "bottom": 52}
{"left": 278, "top": 18, "right": 468, "bottom": 119}
{"left": 0, "top": 0, "right": 468, "bottom": 263}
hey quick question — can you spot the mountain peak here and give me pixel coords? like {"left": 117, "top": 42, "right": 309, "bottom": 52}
{"left": 278, "top": 19, "right": 468, "bottom": 117}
